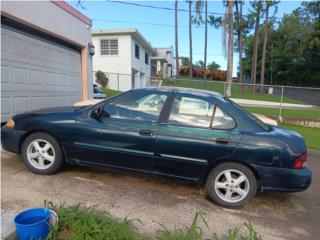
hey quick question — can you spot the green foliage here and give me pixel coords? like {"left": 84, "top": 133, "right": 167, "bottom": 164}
{"left": 45, "top": 203, "right": 263, "bottom": 240}
{"left": 195, "top": 60, "right": 205, "bottom": 68}
{"left": 162, "top": 78, "right": 305, "bottom": 104}
{"left": 207, "top": 60, "right": 221, "bottom": 70}
{"left": 95, "top": 70, "right": 109, "bottom": 88}
{"left": 46, "top": 203, "right": 146, "bottom": 240}
{"left": 280, "top": 124, "right": 320, "bottom": 150}
{"left": 212, "top": 222, "right": 262, "bottom": 240}
{"left": 244, "top": 106, "right": 320, "bottom": 120}
{"left": 181, "top": 57, "right": 190, "bottom": 67}
{"left": 101, "top": 87, "right": 121, "bottom": 97}
{"left": 243, "top": 1, "right": 320, "bottom": 87}
{"left": 156, "top": 209, "right": 208, "bottom": 240}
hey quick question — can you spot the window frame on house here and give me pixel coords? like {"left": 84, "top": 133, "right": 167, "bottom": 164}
{"left": 100, "top": 39, "right": 118, "bottom": 56}
{"left": 135, "top": 43, "right": 140, "bottom": 59}
{"left": 145, "top": 52, "right": 149, "bottom": 65}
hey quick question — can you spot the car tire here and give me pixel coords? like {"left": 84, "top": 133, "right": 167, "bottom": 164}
{"left": 206, "top": 162, "right": 257, "bottom": 208}
{"left": 21, "top": 132, "right": 64, "bottom": 175}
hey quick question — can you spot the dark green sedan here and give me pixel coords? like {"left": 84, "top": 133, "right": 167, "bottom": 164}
{"left": 1, "top": 87, "right": 311, "bottom": 207}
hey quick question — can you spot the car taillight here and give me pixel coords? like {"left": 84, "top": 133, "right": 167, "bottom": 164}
{"left": 294, "top": 152, "right": 307, "bottom": 169}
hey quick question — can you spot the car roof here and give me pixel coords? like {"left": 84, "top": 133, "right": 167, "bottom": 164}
{"left": 135, "top": 86, "right": 223, "bottom": 98}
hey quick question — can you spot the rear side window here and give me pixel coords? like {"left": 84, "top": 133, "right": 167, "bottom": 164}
{"left": 168, "top": 96, "right": 214, "bottom": 128}
{"left": 211, "top": 106, "right": 236, "bottom": 129}
{"left": 167, "top": 95, "right": 236, "bottom": 129}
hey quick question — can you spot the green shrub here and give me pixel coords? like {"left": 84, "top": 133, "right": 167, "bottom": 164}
{"left": 95, "top": 70, "right": 109, "bottom": 88}
{"left": 45, "top": 202, "right": 262, "bottom": 240}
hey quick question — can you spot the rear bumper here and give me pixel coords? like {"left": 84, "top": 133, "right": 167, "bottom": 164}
{"left": 253, "top": 164, "right": 312, "bottom": 192}
{"left": 1, "top": 126, "right": 25, "bottom": 154}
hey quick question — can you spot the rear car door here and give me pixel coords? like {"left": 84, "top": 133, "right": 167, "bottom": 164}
{"left": 69, "top": 90, "right": 169, "bottom": 171}
{"left": 153, "top": 93, "right": 242, "bottom": 181}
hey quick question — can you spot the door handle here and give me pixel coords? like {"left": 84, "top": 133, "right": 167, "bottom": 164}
{"left": 216, "top": 138, "right": 230, "bottom": 144}
{"left": 139, "top": 129, "right": 155, "bottom": 136}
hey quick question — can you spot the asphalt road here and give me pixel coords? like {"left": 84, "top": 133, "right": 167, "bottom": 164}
{"left": 1, "top": 150, "right": 319, "bottom": 240}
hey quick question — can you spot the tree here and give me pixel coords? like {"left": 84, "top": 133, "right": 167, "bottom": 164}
{"left": 195, "top": 60, "right": 205, "bottom": 68}
{"left": 250, "top": 0, "right": 263, "bottom": 93}
{"left": 224, "top": 1, "right": 234, "bottom": 97}
{"left": 194, "top": 0, "right": 208, "bottom": 79}
{"left": 181, "top": 57, "right": 190, "bottom": 66}
{"left": 175, "top": 0, "right": 180, "bottom": 79}
{"left": 188, "top": 0, "right": 193, "bottom": 78}
{"left": 204, "top": 0, "right": 208, "bottom": 79}
{"left": 260, "top": 1, "right": 279, "bottom": 93}
{"left": 235, "top": 0, "right": 244, "bottom": 93}
{"left": 207, "top": 60, "right": 221, "bottom": 70}
{"left": 242, "top": 1, "right": 320, "bottom": 87}
{"left": 95, "top": 71, "right": 108, "bottom": 88}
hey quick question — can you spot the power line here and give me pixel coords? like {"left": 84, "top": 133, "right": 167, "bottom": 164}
{"left": 93, "top": 18, "right": 211, "bottom": 29}
{"left": 180, "top": 51, "right": 224, "bottom": 56}
{"left": 106, "top": 0, "right": 283, "bottom": 20}
{"left": 93, "top": 18, "right": 183, "bottom": 28}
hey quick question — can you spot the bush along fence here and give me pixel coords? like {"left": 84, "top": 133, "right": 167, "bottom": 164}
{"left": 93, "top": 71, "right": 152, "bottom": 93}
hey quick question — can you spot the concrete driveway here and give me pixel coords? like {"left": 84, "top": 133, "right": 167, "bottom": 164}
{"left": 1, "top": 150, "right": 319, "bottom": 240}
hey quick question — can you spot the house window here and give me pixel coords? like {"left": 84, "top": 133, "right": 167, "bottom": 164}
{"left": 135, "top": 44, "right": 140, "bottom": 59}
{"left": 100, "top": 39, "right": 118, "bottom": 55}
{"left": 145, "top": 53, "right": 149, "bottom": 65}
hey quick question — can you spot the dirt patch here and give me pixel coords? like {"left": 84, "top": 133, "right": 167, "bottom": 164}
{"left": 2, "top": 150, "right": 319, "bottom": 240}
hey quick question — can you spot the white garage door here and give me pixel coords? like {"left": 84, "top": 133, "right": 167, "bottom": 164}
{"left": 1, "top": 25, "right": 82, "bottom": 122}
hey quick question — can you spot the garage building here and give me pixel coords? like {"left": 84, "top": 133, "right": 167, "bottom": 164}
{"left": 1, "top": 1, "right": 94, "bottom": 122}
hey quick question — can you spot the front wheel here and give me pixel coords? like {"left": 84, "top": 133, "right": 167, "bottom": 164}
{"left": 21, "top": 133, "right": 64, "bottom": 175}
{"left": 206, "top": 162, "right": 257, "bottom": 207}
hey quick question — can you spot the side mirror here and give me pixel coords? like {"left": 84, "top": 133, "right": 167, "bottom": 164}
{"left": 90, "top": 108, "right": 100, "bottom": 119}
{"left": 90, "top": 106, "right": 110, "bottom": 119}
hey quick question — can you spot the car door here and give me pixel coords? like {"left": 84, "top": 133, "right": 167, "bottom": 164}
{"left": 153, "top": 93, "right": 242, "bottom": 181}
{"left": 69, "top": 90, "right": 169, "bottom": 172}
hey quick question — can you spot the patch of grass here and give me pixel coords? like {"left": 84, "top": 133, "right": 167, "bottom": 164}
{"left": 101, "top": 87, "right": 121, "bottom": 98}
{"left": 245, "top": 107, "right": 320, "bottom": 120}
{"left": 46, "top": 203, "right": 262, "bottom": 240}
{"left": 157, "top": 210, "right": 261, "bottom": 240}
{"left": 47, "top": 203, "right": 147, "bottom": 240}
{"left": 163, "top": 79, "right": 306, "bottom": 104}
{"left": 280, "top": 124, "right": 320, "bottom": 150}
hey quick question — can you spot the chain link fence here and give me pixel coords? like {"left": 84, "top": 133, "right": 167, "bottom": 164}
{"left": 93, "top": 71, "right": 151, "bottom": 92}
{"left": 162, "top": 78, "right": 320, "bottom": 122}
{"left": 92, "top": 72, "right": 320, "bottom": 122}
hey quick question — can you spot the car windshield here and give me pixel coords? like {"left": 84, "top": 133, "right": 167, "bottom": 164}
{"left": 94, "top": 87, "right": 104, "bottom": 94}
{"left": 225, "top": 98, "right": 271, "bottom": 131}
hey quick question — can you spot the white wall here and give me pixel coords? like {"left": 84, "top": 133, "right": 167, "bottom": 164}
{"left": 93, "top": 34, "right": 153, "bottom": 91}
{"left": 92, "top": 34, "right": 132, "bottom": 91}
{"left": 131, "top": 38, "right": 152, "bottom": 88}
{"left": 2, "top": 1, "right": 91, "bottom": 46}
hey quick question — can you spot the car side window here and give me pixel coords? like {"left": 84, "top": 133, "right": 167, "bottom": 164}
{"left": 104, "top": 91, "right": 168, "bottom": 122}
{"left": 211, "top": 106, "right": 236, "bottom": 129}
{"left": 168, "top": 96, "right": 214, "bottom": 128}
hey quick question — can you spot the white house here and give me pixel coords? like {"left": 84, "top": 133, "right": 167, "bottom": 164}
{"left": 151, "top": 47, "right": 176, "bottom": 79}
{"left": 92, "top": 29, "right": 156, "bottom": 91}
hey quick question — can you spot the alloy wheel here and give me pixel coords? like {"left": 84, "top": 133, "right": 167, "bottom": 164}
{"left": 214, "top": 169, "right": 250, "bottom": 203}
{"left": 26, "top": 139, "right": 55, "bottom": 170}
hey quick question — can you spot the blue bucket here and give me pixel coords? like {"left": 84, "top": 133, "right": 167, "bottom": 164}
{"left": 14, "top": 208, "right": 50, "bottom": 240}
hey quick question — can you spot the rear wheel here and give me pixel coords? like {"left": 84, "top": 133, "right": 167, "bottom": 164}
{"left": 206, "top": 162, "right": 257, "bottom": 207}
{"left": 21, "top": 133, "right": 64, "bottom": 175}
